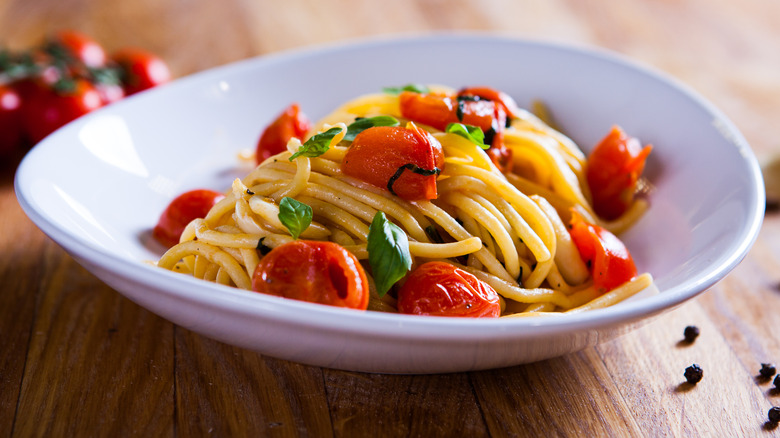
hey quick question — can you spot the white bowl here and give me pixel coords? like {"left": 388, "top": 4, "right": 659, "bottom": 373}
{"left": 15, "top": 34, "right": 764, "bottom": 373}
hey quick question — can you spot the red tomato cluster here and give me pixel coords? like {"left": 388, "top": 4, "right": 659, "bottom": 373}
{"left": 399, "top": 86, "right": 518, "bottom": 173}
{"left": 0, "top": 30, "right": 171, "bottom": 156}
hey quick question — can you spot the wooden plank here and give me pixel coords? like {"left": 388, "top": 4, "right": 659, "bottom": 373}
{"left": 472, "top": 349, "right": 643, "bottom": 437}
{"left": 598, "top": 301, "right": 774, "bottom": 436}
{"left": 11, "top": 252, "right": 175, "bottom": 437}
{"left": 174, "top": 332, "right": 333, "bottom": 436}
{"left": 323, "top": 370, "right": 488, "bottom": 437}
{"left": 0, "top": 154, "right": 46, "bottom": 438}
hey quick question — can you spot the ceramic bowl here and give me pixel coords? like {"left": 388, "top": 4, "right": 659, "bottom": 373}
{"left": 15, "top": 35, "right": 764, "bottom": 373}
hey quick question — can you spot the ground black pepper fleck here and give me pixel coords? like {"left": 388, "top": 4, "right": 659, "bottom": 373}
{"left": 769, "top": 407, "right": 780, "bottom": 424}
{"left": 683, "top": 325, "right": 700, "bottom": 343}
{"left": 760, "top": 363, "right": 777, "bottom": 379}
{"left": 684, "top": 364, "right": 703, "bottom": 384}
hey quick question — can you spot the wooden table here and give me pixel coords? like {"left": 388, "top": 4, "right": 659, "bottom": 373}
{"left": 2, "top": 0, "right": 779, "bottom": 436}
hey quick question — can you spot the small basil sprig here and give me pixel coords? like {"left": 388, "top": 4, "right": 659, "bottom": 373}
{"left": 367, "top": 211, "right": 412, "bottom": 297}
{"left": 382, "top": 83, "right": 430, "bottom": 95}
{"left": 344, "top": 116, "right": 400, "bottom": 141}
{"left": 278, "top": 197, "right": 313, "bottom": 239}
{"left": 446, "top": 123, "right": 489, "bottom": 149}
{"left": 289, "top": 127, "right": 343, "bottom": 160}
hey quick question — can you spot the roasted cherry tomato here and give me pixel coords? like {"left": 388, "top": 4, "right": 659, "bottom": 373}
{"left": 50, "top": 30, "right": 106, "bottom": 68}
{"left": 399, "top": 88, "right": 513, "bottom": 172}
{"left": 342, "top": 124, "right": 444, "bottom": 200}
{"left": 569, "top": 210, "right": 637, "bottom": 293}
{"left": 112, "top": 47, "right": 171, "bottom": 96}
{"left": 255, "top": 103, "right": 311, "bottom": 165}
{"left": 397, "top": 261, "right": 501, "bottom": 317}
{"left": 457, "top": 86, "right": 521, "bottom": 119}
{"left": 251, "top": 240, "right": 369, "bottom": 310}
{"left": 153, "top": 189, "right": 225, "bottom": 247}
{"left": 0, "top": 84, "right": 23, "bottom": 155}
{"left": 586, "top": 126, "right": 652, "bottom": 220}
{"left": 21, "top": 79, "right": 103, "bottom": 144}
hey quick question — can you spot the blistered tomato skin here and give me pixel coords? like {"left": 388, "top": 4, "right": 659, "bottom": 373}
{"left": 153, "top": 189, "right": 225, "bottom": 248}
{"left": 568, "top": 210, "right": 637, "bottom": 293}
{"left": 586, "top": 126, "right": 652, "bottom": 220}
{"left": 255, "top": 103, "right": 311, "bottom": 165}
{"left": 398, "top": 261, "right": 501, "bottom": 317}
{"left": 342, "top": 125, "right": 444, "bottom": 201}
{"left": 251, "top": 240, "right": 369, "bottom": 310}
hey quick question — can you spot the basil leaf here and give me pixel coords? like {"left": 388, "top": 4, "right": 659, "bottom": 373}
{"left": 344, "top": 116, "right": 400, "bottom": 141}
{"left": 289, "top": 127, "right": 343, "bottom": 161}
{"left": 367, "top": 212, "right": 412, "bottom": 297}
{"left": 382, "top": 83, "right": 430, "bottom": 95}
{"left": 278, "top": 197, "right": 313, "bottom": 240}
{"left": 446, "top": 123, "right": 489, "bottom": 149}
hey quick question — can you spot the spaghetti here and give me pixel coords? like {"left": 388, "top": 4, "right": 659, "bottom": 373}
{"left": 156, "top": 84, "right": 654, "bottom": 317}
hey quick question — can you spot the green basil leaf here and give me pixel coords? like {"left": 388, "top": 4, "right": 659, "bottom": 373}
{"left": 367, "top": 211, "right": 412, "bottom": 297}
{"left": 278, "top": 197, "right": 313, "bottom": 240}
{"left": 382, "top": 83, "right": 430, "bottom": 95}
{"left": 289, "top": 127, "right": 343, "bottom": 161}
{"left": 344, "top": 116, "right": 400, "bottom": 141}
{"left": 446, "top": 123, "right": 489, "bottom": 149}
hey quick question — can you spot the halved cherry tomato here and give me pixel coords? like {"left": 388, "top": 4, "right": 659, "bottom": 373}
{"left": 112, "top": 47, "right": 171, "bottom": 96}
{"left": 251, "top": 240, "right": 369, "bottom": 310}
{"left": 397, "top": 261, "right": 500, "bottom": 317}
{"left": 153, "top": 189, "right": 225, "bottom": 247}
{"left": 0, "top": 84, "right": 23, "bottom": 155}
{"left": 342, "top": 124, "right": 444, "bottom": 200}
{"left": 51, "top": 30, "right": 106, "bottom": 68}
{"left": 255, "top": 103, "right": 311, "bottom": 165}
{"left": 569, "top": 210, "right": 637, "bottom": 293}
{"left": 586, "top": 126, "right": 652, "bottom": 220}
{"left": 21, "top": 79, "right": 103, "bottom": 144}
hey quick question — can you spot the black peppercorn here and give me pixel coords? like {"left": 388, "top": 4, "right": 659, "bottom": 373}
{"left": 760, "top": 363, "right": 777, "bottom": 379}
{"left": 769, "top": 407, "right": 780, "bottom": 424}
{"left": 683, "top": 325, "right": 700, "bottom": 343}
{"left": 684, "top": 364, "right": 703, "bottom": 384}
{"left": 774, "top": 374, "right": 780, "bottom": 390}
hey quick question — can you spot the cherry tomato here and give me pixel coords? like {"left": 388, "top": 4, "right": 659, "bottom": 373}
{"left": 399, "top": 88, "right": 512, "bottom": 172}
{"left": 342, "top": 124, "right": 444, "bottom": 200}
{"left": 255, "top": 103, "right": 311, "bottom": 165}
{"left": 586, "top": 126, "right": 652, "bottom": 220}
{"left": 112, "top": 47, "right": 171, "bottom": 96}
{"left": 251, "top": 240, "right": 369, "bottom": 310}
{"left": 397, "top": 261, "right": 501, "bottom": 317}
{"left": 51, "top": 30, "right": 107, "bottom": 68}
{"left": 398, "top": 91, "right": 455, "bottom": 131}
{"left": 457, "top": 86, "right": 521, "bottom": 119}
{"left": 21, "top": 79, "right": 103, "bottom": 144}
{"left": 569, "top": 210, "right": 637, "bottom": 293}
{"left": 153, "top": 189, "right": 225, "bottom": 247}
{"left": 95, "top": 82, "right": 125, "bottom": 105}
{"left": 0, "top": 84, "right": 23, "bottom": 155}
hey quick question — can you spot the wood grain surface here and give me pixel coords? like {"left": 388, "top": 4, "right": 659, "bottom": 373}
{"left": 2, "top": 0, "right": 779, "bottom": 436}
